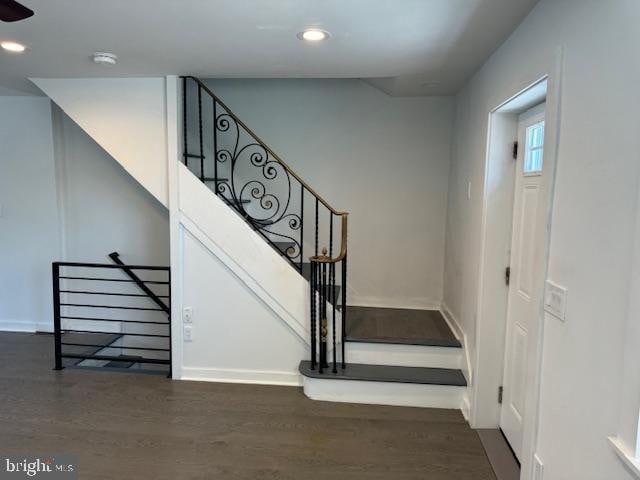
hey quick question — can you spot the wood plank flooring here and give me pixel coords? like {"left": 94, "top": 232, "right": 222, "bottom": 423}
{"left": 0, "top": 332, "right": 495, "bottom": 479}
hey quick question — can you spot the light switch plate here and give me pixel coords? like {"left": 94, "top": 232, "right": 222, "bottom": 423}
{"left": 183, "top": 306, "right": 193, "bottom": 324}
{"left": 544, "top": 280, "right": 567, "bottom": 321}
{"left": 183, "top": 325, "right": 193, "bottom": 342}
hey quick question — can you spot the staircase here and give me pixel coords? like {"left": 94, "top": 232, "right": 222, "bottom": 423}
{"left": 182, "top": 77, "right": 467, "bottom": 409}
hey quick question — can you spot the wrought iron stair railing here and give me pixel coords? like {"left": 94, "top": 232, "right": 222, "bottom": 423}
{"left": 181, "top": 76, "right": 348, "bottom": 371}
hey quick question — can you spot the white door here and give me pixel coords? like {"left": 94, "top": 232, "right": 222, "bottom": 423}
{"left": 500, "top": 104, "right": 546, "bottom": 460}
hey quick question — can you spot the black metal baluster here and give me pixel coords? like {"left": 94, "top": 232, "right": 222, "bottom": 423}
{"left": 331, "top": 261, "right": 337, "bottom": 373}
{"left": 52, "top": 262, "right": 62, "bottom": 371}
{"left": 318, "top": 261, "right": 324, "bottom": 374}
{"left": 168, "top": 268, "right": 173, "bottom": 379}
{"left": 198, "top": 84, "right": 204, "bottom": 182}
{"left": 314, "top": 198, "right": 319, "bottom": 257}
{"left": 329, "top": 213, "right": 333, "bottom": 259}
{"left": 213, "top": 98, "right": 219, "bottom": 195}
{"left": 310, "top": 260, "right": 317, "bottom": 370}
{"left": 182, "top": 77, "right": 188, "bottom": 167}
{"left": 299, "top": 185, "right": 304, "bottom": 273}
{"left": 321, "top": 258, "right": 328, "bottom": 370}
{"left": 341, "top": 254, "right": 347, "bottom": 369}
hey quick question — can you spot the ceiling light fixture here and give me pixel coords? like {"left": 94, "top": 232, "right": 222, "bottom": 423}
{"left": 297, "top": 29, "right": 330, "bottom": 42}
{"left": 1, "top": 41, "right": 26, "bottom": 53}
{"left": 92, "top": 52, "right": 117, "bottom": 65}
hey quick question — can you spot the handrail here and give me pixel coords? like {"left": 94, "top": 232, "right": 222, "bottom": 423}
{"left": 309, "top": 215, "right": 348, "bottom": 264}
{"left": 183, "top": 76, "right": 348, "bottom": 217}
{"left": 108, "top": 252, "right": 170, "bottom": 314}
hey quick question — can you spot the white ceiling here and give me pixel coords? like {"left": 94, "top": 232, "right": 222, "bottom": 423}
{"left": 0, "top": 0, "right": 539, "bottom": 97}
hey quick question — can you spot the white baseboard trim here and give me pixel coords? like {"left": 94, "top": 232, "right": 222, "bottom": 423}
{"left": 440, "top": 303, "right": 463, "bottom": 341}
{"left": 0, "top": 321, "right": 52, "bottom": 333}
{"left": 440, "top": 303, "right": 474, "bottom": 388}
{"left": 609, "top": 436, "right": 640, "bottom": 479}
{"left": 348, "top": 298, "right": 442, "bottom": 311}
{"left": 180, "top": 366, "right": 302, "bottom": 387}
{"left": 461, "top": 393, "right": 471, "bottom": 422}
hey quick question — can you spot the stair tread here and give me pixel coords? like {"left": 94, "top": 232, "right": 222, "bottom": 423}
{"left": 344, "top": 306, "right": 461, "bottom": 348}
{"left": 344, "top": 336, "right": 461, "bottom": 348}
{"left": 299, "top": 360, "right": 466, "bottom": 386}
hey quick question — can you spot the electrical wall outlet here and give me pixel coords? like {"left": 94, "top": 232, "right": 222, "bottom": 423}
{"left": 533, "top": 454, "right": 544, "bottom": 480}
{"left": 183, "top": 306, "right": 193, "bottom": 324}
{"left": 544, "top": 280, "right": 568, "bottom": 321}
{"left": 183, "top": 325, "right": 193, "bottom": 342}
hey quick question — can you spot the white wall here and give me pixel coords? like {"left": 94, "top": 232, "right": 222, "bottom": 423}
{"left": 0, "top": 97, "right": 60, "bottom": 331}
{"left": 202, "top": 79, "right": 454, "bottom": 310}
{"left": 0, "top": 96, "right": 170, "bottom": 332}
{"left": 52, "top": 107, "right": 169, "bottom": 266}
{"left": 32, "top": 78, "right": 170, "bottom": 206}
{"left": 442, "top": 0, "right": 640, "bottom": 479}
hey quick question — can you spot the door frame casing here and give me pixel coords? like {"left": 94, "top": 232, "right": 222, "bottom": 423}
{"left": 470, "top": 48, "right": 563, "bottom": 480}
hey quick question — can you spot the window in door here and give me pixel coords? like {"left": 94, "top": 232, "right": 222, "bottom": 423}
{"left": 524, "top": 120, "right": 545, "bottom": 174}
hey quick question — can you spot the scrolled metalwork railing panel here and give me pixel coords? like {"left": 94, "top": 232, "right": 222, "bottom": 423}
{"left": 212, "top": 104, "right": 303, "bottom": 263}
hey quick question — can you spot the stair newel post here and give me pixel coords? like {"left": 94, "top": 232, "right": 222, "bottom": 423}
{"left": 310, "top": 259, "right": 317, "bottom": 370}
{"left": 197, "top": 83, "right": 204, "bottom": 182}
{"left": 341, "top": 254, "right": 347, "bottom": 369}
{"left": 331, "top": 261, "right": 337, "bottom": 374}
{"left": 319, "top": 250, "right": 329, "bottom": 373}
{"left": 212, "top": 97, "right": 218, "bottom": 195}
{"left": 299, "top": 185, "right": 304, "bottom": 273}
{"left": 52, "top": 262, "right": 62, "bottom": 371}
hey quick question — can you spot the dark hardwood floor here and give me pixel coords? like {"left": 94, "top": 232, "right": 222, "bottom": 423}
{"left": 0, "top": 332, "right": 495, "bottom": 479}
{"left": 345, "top": 307, "right": 461, "bottom": 347}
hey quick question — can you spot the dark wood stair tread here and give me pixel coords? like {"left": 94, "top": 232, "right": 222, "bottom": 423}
{"left": 344, "top": 306, "right": 461, "bottom": 348}
{"left": 344, "top": 336, "right": 461, "bottom": 348}
{"left": 299, "top": 361, "right": 466, "bottom": 386}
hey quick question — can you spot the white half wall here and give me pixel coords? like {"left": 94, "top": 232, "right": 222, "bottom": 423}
{"left": 0, "top": 97, "right": 60, "bottom": 332}
{"left": 175, "top": 163, "right": 310, "bottom": 384}
{"left": 442, "top": 0, "right": 640, "bottom": 479}
{"left": 180, "top": 229, "right": 307, "bottom": 385}
{"left": 202, "top": 79, "right": 454, "bottom": 310}
{"left": 31, "top": 77, "right": 170, "bottom": 207}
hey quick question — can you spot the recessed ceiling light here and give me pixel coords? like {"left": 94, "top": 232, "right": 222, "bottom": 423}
{"left": 93, "top": 52, "right": 118, "bottom": 65}
{"left": 1, "top": 41, "right": 26, "bottom": 53}
{"left": 297, "top": 29, "right": 330, "bottom": 42}
{"left": 422, "top": 81, "right": 441, "bottom": 88}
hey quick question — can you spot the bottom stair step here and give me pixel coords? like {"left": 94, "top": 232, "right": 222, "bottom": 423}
{"left": 299, "top": 360, "right": 466, "bottom": 409}
{"left": 299, "top": 360, "right": 466, "bottom": 386}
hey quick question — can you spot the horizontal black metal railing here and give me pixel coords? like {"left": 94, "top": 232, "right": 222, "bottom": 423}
{"left": 52, "top": 258, "right": 171, "bottom": 377}
{"left": 181, "top": 76, "right": 349, "bottom": 372}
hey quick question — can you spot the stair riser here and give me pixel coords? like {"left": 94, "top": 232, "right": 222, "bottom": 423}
{"left": 302, "top": 376, "right": 465, "bottom": 409}
{"left": 345, "top": 342, "right": 462, "bottom": 369}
